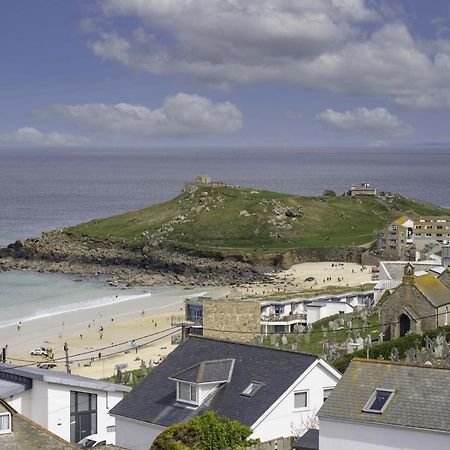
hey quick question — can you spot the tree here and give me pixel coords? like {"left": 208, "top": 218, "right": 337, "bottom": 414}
{"left": 150, "top": 411, "right": 259, "bottom": 450}
{"left": 323, "top": 189, "right": 336, "bottom": 196}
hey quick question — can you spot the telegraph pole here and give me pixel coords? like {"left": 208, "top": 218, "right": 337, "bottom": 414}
{"left": 64, "top": 342, "right": 71, "bottom": 374}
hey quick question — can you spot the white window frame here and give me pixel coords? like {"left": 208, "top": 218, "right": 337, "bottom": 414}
{"left": 0, "top": 412, "right": 11, "bottom": 435}
{"left": 362, "top": 388, "right": 395, "bottom": 414}
{"left": 293, "top": 390, "right": 309, "bottom": 410}
{"left": 177, "top": 381, "right": 198, "bottom": 406}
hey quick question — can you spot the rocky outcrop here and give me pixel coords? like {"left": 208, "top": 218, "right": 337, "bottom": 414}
{"left": 0, "top": 231, "right": 269, "bottom": 286}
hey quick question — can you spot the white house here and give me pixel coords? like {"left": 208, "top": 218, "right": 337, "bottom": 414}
{"left": 110, "top": 336, "right": 341, "bottom": 450}
{"left": 0, "top": 363, "right": 130, "bottom": 445}
{"left": 318, "top": 358, "right": 450, "bottom": 450}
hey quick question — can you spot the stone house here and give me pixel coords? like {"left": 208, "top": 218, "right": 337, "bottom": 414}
{"left": 379, "top": 263, "right": 450, "bottom": 339}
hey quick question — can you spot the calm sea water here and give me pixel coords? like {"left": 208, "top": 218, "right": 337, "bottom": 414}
{"left": 1, "top": 146, "right": 449, "bottom": 323}
{"left": 1, "top": 146, "right": 449, "bottom": 245}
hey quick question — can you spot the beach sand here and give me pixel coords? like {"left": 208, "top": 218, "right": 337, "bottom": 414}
{"left": 0, "top": 286, "right": 228, "bottom": 378}
{"left": 237, "top": 262, "right": 373, "bottom": 297}
{"left": 1, "top": 262, "right": 373, "bottom": 380}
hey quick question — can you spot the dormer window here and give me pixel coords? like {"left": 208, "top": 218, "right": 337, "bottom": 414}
{"left": 0, "top": 412, "right": 11, "bottom": 434}
{"left": 177, "top": 382, "right": 198, "bottom": 405}
{"left": 362, "top": 389, "right": 395, "bottom": 414}
{"left": 170, "top": 358, "right": 235, "bottom": 407}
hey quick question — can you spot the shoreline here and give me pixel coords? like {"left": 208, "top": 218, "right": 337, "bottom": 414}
{"left": 0, "top": 281, "right": 229, "bottom": 378}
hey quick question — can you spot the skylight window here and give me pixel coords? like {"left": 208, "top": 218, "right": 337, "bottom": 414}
{"left": 241, "top": 381, "right": 264, "bottom": 397}
{"left": 362, "top": 389, "right": 395, "bottom": 414}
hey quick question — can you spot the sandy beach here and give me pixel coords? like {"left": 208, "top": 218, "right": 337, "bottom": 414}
{"left": 0, "top": 285, "right": 228, "bottom": 378}
{"left": 0, "top": 262, "right": 372, "bottom": 380}
{"left": 237, "top": 262, "right": 373, "bottom": 297}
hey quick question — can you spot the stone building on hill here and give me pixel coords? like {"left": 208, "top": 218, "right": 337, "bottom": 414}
{"left": 380, "top": 263, "right": 450, "bottom": 339}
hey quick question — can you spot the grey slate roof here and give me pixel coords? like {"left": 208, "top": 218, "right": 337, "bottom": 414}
{"left": 110, "top": 336, "right": 318, "bottom": 427}
{"left": 319, "top": 359, "right": 450, "bottom": 433}
{"left": 0, "top": 364, "right": 130, "bottom": 393}
{"left": 170, "top": 358, "right": 235, "bottom": 384}
{"left": 292, "top": 429, "right": 319, "bottom": 450}
{"left": 0, "top": 379, "right": 26, "bottom": 397}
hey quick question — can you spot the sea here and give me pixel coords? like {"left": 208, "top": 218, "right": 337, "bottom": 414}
{"left": 1, "top": 146, "right": 449, "bottom": 325}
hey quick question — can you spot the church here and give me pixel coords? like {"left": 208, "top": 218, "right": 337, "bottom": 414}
{"left": 380, "top": 264, "right": 450, "bottom": 340}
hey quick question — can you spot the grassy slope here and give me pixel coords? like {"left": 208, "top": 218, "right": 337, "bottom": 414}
{"left": 67, "top": 185, "right": 450, "bottom": 254}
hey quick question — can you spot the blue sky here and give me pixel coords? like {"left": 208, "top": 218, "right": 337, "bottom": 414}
{"left": 1, "top": 0, "right": 450, "bottom": 147}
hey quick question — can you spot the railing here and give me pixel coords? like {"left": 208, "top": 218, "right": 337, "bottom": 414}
{"left": 261, "top": 313, "right": 306, "bottom": 323}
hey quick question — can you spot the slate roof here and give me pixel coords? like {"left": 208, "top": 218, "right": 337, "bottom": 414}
{"left": 170, "top": 358, "right": 235, "bottom": 384}
{"left": 319, "top": 359, "right": 450, "bottom": 433}
{"left": 439, "top": 268, "right": 450, "bottom": 290}
{"left": 0, "top": 379, "right": 26, "bottom": 397}
{"left": 110, "top": 336, "right": 318, "bottom": 427}
{"left": 0, "top": 364, "right": 131, "bottom": 393}
{"left": 414, "top": 273, "right": 450, "bottom": 307}
{"left": 292, "top": 429, "right": 319, "bottom": 450}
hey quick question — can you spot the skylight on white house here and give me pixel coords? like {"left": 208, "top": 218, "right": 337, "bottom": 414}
{"left": 362, "top": 389, "right": 395, "bottom": 414}
{"left": 241, "top": 381, "right": 264, "bottom": 397}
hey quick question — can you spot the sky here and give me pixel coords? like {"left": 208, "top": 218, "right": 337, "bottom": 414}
{"left": 1, "top": 0, "right": 450, "bottom": 148}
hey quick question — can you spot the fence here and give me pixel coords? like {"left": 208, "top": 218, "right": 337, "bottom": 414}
{"left": 249, "top": 436, "right": 293, "bottom": 450}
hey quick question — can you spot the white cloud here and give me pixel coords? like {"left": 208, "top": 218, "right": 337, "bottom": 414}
{"left": 0, "top": 127, "right": 90, "bottom": 146}
{"left": 43, "top": 94, "right": 243, "bottom": 137}
{"left": 86, "top": 1, "right": 450, "bottom": 108}
{"left": 317, "top": 107, "right": 413, "bottom": 137}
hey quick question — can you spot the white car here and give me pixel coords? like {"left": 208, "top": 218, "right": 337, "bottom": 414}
{"left": 77, "top": 434, "right": 108, "bottom": 448}
{"left": 30, "top": 348, "right": 48, "bottom": 357}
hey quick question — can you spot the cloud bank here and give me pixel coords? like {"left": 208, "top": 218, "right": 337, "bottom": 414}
{"left": 317, "top": 107, "right": 413, "bottom": 137}
{"left": 0, "top": 127, "right": 90, "bottom": 146}
{"left": 86, "top": 0, "right": 450, "bottom": 108}
{"left": 44, "top": 93, "right": 243, "bottom": 138}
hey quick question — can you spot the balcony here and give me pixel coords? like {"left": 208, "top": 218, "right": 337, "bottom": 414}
{"left": 261, "top": 313, "right": 306, "bottom": 323}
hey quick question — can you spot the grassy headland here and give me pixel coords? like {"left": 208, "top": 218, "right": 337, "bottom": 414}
{"left": 67, "top": 183, "right": 449, "bottom": 255}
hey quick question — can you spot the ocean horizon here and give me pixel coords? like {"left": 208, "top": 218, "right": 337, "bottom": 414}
{"left": 1, "top": 146, "right": 449, "bottom": 246}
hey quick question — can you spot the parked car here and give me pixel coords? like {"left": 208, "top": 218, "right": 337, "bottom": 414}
{"left": 76, "top": 434, "right": 107, "bottom": 448}
{"left": 30, "top": 348, "right": 48, "bottom": 357}
{"left": 37, "top": 362, "right": 56, "bottom": 369}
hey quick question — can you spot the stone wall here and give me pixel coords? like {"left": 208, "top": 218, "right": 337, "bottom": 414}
{"left": 203, "top": 299, "right": 260, "bottom": 343}
{"left": 380, "top": 284, "right": 436, "bottom": 339}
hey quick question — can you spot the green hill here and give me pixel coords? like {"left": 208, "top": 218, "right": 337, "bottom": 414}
{"left": 66, "top": 182, "right": 450, "bottom": 256}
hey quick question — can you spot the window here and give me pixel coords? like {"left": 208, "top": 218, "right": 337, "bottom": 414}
{"left": 178, "top": 382, "right": 198, "bottom": 404}
{"left": 70, "top": 391, "right": 97, "bottom": 443}
{"left": 241, "top": 382, "right": 264, "bottom": 397}
{"left": 106, "top": 425, "right": 115, "bottom": 433}
{"left": 274, "top": 305, "right": 285, "bottom": 315}
{"left": 0, "top": 412, "right": 11, "bottom": 434}
{"left": 294, "top": 390, "right": 308, "bottom": 409}
{"left": 362, "top": 389, "right": 395, "bottom": 414}
{"left": 323, "top": 388, "right": 334, "bottom": 402}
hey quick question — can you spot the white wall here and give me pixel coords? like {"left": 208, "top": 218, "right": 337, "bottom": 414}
{"left": 5, "top": 381, "right": 123, "bottom": 444}
{"left": 251, "top": 361, "right": 340, "bottom": 442}
{"left": 115, "top": 416, "right": 165, "bottom": 450}
{"left": 320, "top": 418, "right": 450, "bottom": 450}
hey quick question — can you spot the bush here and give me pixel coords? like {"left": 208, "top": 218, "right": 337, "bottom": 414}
{"left": 150, "top": 411, "right": 258, "bottom": 450}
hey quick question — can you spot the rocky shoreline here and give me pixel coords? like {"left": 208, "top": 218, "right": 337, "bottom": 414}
{"left": 0, "top": 231, "right": 270, "bottom": 287}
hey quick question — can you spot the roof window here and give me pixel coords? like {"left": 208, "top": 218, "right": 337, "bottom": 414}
{"left": 241, "top": 381, "right": 264, "bottom": 397}
{"left": 362, "top": 389, "right": 395, "bottom": 414}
